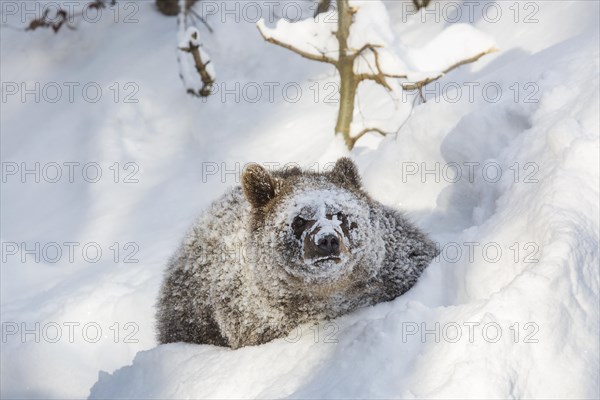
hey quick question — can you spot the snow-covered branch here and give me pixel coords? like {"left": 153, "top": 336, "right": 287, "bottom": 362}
{"left": 256, "top": 20, "right": 337, "bottom": 65}
{"left": 177, "top": 0, "right": 215, "bottom": 98}
{"left": 257, "top": 0, "right": 497, "bottom": 148}
{"left": 179, "top": 29, "right": 215, "bottom": 97}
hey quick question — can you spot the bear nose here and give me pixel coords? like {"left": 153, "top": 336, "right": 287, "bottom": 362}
{"left": 317, "top": 234, "right": 340, "bottom": 256}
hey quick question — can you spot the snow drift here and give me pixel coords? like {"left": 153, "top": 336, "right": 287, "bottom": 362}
{"left": 1, "top": 1, "right": 598, "bottom": 399}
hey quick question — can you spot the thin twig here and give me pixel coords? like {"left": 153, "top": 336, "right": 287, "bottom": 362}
{"left": 402, "top": 47, "right": 498, "bottom": 91}
{"left": 356, "top": 45, "right": 408, "bottom": 90}
{"left": 188, "top": 8, "right": 214, "bottom": 33}
{"left": 350, "top": 127, "right": 389, "bottom": 146}
{"left": 257, "top": 23, "right": 337, "bottom": 64}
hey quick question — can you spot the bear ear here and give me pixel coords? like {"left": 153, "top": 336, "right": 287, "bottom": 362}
{"left": 242, "top": 164, "right": 276, "bottom": 208}
{"left": 331, "top": 157, "right": 361, "bottom": 188}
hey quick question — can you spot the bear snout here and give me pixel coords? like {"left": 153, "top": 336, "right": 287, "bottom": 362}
{"left": 303, "top": 228, "right": 347, "bottom": 263}
{"left": 316, "top": 234, "right": 340, "bottom": 257}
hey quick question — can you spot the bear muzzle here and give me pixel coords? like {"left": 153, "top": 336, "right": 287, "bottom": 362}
{"left": 316, "top": 234, "right": 340, "bottom": 257}
{"left": 303, "top": 229, "right": 347, "bottom": 264}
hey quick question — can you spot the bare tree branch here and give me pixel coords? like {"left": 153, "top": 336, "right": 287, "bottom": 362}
{"left": 443, "top": 47, "right": 498, "bottom": 74}
{"left": 257, "top": 0, "right": 496, "bottom": 150}
{"left": 351, "top": 43, "right": 381, "bottom": 59}
{"left": 357, "top": 46, "right": 497, "bottom": 92}
{"left": 412, "top": 0, "right": 431, "bottom": 11}
{"left": 179, "top": 32, "right": 215, "bottom": 97}
{"left": 350, "top": 127, "right": 389, "bottom": 146}
{"left": 355, "top": 45, "right": 407, "bottom": 90}
{"left": 314, "top": 0, "right": 332, "bottom": 18}
{"left": 19, "top": 0, "right": 111, "bottom": 33}
{"left": 157, "top": 0, "right": 196, "bottom": 16}
{"left": 188, "top": 8, "right": 214, "bottom": 33}
{"left": 177, "top": 0, "right": 214, "bottom": 98}
{"left": 402, "top": 47, "right": 498, "bottom": 91}
{"left": 257, "top": 23, "right": 337, "bottom": 65}
{"left": 401, "top": 75, "right": 443, "bottom": 91}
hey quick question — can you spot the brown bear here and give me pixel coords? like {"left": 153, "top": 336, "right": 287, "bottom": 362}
{"left": 156, "top": 158, "right": 437, "bottom": 348}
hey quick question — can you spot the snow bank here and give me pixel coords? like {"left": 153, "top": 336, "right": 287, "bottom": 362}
{"left": 90, "top": 23, "right": 600, "bottom": 399}
{"left": 1, "top": 0, "right": 599, "bottom": 399}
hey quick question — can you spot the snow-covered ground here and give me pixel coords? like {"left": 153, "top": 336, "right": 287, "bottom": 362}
{"left": 1, "top": 1, "right": 598, "bottom": 398}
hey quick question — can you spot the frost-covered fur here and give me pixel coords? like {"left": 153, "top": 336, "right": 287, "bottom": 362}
{"left": 156, "top": 158, "right": 437, "bottom": 348}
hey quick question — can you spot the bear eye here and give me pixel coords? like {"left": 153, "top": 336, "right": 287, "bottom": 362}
{"left": 292, "top": 216, "right": 307, "bottom": 230}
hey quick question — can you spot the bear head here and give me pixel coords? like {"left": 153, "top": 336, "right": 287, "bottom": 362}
{"left": 242, "top": 158, "right": 384, "bottom": 290}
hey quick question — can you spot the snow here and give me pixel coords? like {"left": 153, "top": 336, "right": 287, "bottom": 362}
{"left": 1, "top": 0, "right": 599, "bottom": 399}
{"left": 257, "top": 9, "right": 339, "bottom": 61}
{"left": 406, "top": 23, "right": 496, "bottom": 72}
